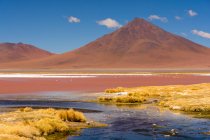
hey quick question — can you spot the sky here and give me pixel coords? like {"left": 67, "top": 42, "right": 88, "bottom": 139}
{"left": 0, "top": 0, "right": 210, "bottom": 53}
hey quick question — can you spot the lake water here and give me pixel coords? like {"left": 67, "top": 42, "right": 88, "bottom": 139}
{"left": 0, "top": 92, "right": 210, "bottom": 140}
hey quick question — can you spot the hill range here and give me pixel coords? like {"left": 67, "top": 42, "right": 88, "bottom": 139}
{"left": 1, "top": 18, "right": 210, "bottom": 69}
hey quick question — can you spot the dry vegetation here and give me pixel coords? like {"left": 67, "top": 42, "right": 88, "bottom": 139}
{"left": 0, "top": 107, "right": 105, "bottom": 140}
{"left": 105, "top": 87, "right": 126, "bottom": 93}
{"left": 99, "top": 83, "right": 210, "bottom": 113}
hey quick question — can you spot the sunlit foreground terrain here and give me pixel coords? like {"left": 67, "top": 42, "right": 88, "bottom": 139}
{"left": 99, "top": 83, "right": 210, "bottom": 114}
{"left": 0, "top": 107, "right": 105, "bottom": 140}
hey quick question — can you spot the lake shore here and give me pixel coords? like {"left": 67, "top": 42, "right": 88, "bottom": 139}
{"left": 1, "top": 81, "right": 210, "bottom": 139}
{"left": 98, "top": 83, "right": 210, "bottom": 116}
{"left": 0, "top": 107, "right": 106, "bottom": 140}
{"left": 1, "top": 74, "right": 210, "bottom": 94}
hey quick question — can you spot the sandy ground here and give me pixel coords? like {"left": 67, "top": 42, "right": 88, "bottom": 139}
{"left": 0, "top": 74, "right": 210, "bottom": 94}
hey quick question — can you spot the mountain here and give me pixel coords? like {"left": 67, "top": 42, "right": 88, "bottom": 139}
{"left": 1, "top": 18, "right": 210, "bottom": 69}
{"left": 0, "top": 43, "right": 53, "bottom": 63}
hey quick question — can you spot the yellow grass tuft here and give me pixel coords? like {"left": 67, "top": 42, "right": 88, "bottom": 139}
{"left": 30, "top": 118, "right": 69, "bottom": 136}
{"left": 0, "top": 107, "right": 90, "bottom": 139}
{"left": 0, "top": 123, "right": 41, "bottom": 139}
{"left": 98, "top": 96, "right": 146, "bottom": 103}
{"left": 105, "top": 87, "right": 126, "bottom": 93}
{"left": 56, "top": 109, "right": 86, "bottom": 122}
{"left": 19, "top": 107, "right": 33, "bottom": 112}
{"left": 0, "top": 134, "right": 31, "bottom": 140}
{"left": 100, "top": 83, "right": 210, "bottom": 113}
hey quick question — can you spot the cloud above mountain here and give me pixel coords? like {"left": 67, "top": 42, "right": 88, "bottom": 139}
{"left": 68, "top": 16, "right": 80, "bottom": 23}
{"left": 188, "top": 10, "right": 198, "bottom": 17}
{"left": 97, "top": 18, "right": 122, "bottom": 28}
{"left": 192, "top": 29, "right": 210, "bottom": 39}
{"left": 148, "top": 15, "right": 168, "bottom": 22}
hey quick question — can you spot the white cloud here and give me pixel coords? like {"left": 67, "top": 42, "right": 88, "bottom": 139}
{"left": 68, "top": 16, "right": 80, "bottom": 23}
{"left": 97, "top": 18, "right": 122, "bottom": 28}
{"left": 192, "top": 29, "right": 210, "bottom": 39}
{"left": 188, "top": 10, "right": 198, "bottom": 17}
{"left": 148, "top": 15, "right": 168, "bottom": 23}
{"left": 175, "top": 16, "right": 182, "bottom": 20}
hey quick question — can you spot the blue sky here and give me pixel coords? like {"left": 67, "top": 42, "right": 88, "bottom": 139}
{"left": 0, "top": 0, "right": 209, "bottom": 53}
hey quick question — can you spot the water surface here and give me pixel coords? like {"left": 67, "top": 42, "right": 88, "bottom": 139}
{"left": 0, "top": 92, "right": 210, "bottom": 140}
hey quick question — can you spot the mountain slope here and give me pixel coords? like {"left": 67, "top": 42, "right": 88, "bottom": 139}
{"left": 0, "top": 43, "right": 53, "bottom": 63}
{"left": 1, "top": 18, "right": 210, "bottom": 68}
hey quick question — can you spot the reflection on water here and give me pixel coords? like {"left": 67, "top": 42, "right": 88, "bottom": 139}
{"left": 0, "top": 92, "right": 210, "bottom": 140}
{"left": 74, "top": 104, "right": 210, "bottom": 140}
{"left": 0, "top": 91, "right": 101, "bottom": 101}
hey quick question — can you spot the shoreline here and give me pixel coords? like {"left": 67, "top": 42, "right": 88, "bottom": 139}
{"left": 0, "top": 73, "right": 155, "bottom": 78}
{"left": 0, "top": 73, "right": 209, "bottom": 78}
{"left": 0, "top": 74, "right": 210, "bottom": 94}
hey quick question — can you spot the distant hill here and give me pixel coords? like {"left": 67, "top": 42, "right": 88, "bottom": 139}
{"left": 0, "top": 43, "right": 53, "bottom": 63}
{"left": 1, "top": 18, "right": 210, "bottom": 69}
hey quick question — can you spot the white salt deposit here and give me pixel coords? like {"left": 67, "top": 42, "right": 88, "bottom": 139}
{"left": 0, "top": 73, "right": 156, "bottom": 78}
{"left": 171, "top": 106, "right": 182, "bottom": 110}
{"left": 194, "top": 74, "right": 210, "bottom": 76}
{"left": 116, "top": 92, "right": 128, "bottom": 96}
{"left": 0, "top": 74, "right": 97, "bottom": 78}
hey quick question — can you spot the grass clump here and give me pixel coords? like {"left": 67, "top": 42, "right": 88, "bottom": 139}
{"left": 0, "top": 107, "right": 103, "bottom": 140}
{"left": 0, "top": 134, "right": 34, "bottom": 140}
{"left": 98, "top": 96, "right": 146, "bottom": 103}
{"left": 0, "top": 124, "right": 42, "bottom": 140}
{"left": 99, "top": 83, "right": 210, "bottom": 114}
{"left": 56, "top": 109, "right": 86, "bottom": 122}
{"left": 19, "top": 107, "right": 33, "bottom": 112}
{"left": 105, "top": 87, "right": 126, "bottom": 93}
{"left": 30, "top": 118, "right": 69, "bottom": 136}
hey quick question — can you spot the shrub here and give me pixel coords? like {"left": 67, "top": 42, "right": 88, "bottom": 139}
{"left": 114, "top": 96, "right": 146, "bottom": 103}
{"left": 19, "top": 107, "right": 33, "bottom": 112}
{"left": 31, "top": 118, "right": 69, "bottom": 135}
{"left": 98, "top": 97, "right": 113, "bottom": 102}
{"left": 100, "top": 83, "right": 210, "bottom": 114}
{"left": 105, "top": 87, "right": 125, "bottom": 93}
{"left": 56, "top": 109, "right": 86, "bottom": 122}
{"left": 0, "top": 134, "right": 31, "bottom": 140}
{"left": 0, "top": 108, "right": 88, "bottom": 139}
{"left": 0, "top": 124, "right": 40, "bottom": 139}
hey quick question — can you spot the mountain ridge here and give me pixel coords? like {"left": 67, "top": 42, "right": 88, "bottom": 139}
{"left": 0, "top": 42, "right": 54, "bottom": 63}
{"left": 1, "top": 18, "right": 210, "bottom": 69}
